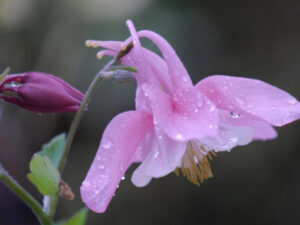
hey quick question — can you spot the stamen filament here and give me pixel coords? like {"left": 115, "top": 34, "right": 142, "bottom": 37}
{"left": 174, "top": 142, "right": 215, "bottom": 186}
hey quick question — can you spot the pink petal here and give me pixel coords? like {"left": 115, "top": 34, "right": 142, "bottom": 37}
{"left": 137, "top": 30, "right": 193, "bottom": 91}
{"left": 80, "top": 111, "right": 153, "bottom": 213}
{"left": 199, "top": 112, "right": 253, "bottom": 152}
{"left": 141, "top": 83, "right": 218, "bottom": 141}
{"left": 196, "top": 75, "right": 300, "bottom": 126}
{"left": 221, "top": 110, "right": 277, "bottom": 140}
{"left": 131, "top": 129, "right": 186, "bottom": 187}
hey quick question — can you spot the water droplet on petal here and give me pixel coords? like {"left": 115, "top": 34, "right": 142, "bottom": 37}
{"left": 228, "top": 136, "right": 239, "bottom": 144}
{"left": 121, "top": 176, "right": 125, "bottom": 180}
{"left": 182, "top": 76, "right": 188, "bottom": 82}
{"left": 175, "top": 133, "right": 184, "bottom": 140}
{"left": 230, "top": 112, "right": 240, "bottom": 119}
{"left": 154, "top": 151, "right": 159, "bottom": 158}
{"left": 83, "top": 181, "right": 90, "bottom": 187}
{"left": 281, "top": 112, "right": 294, "bottom": 124}
{"left": 287, "top": 98, "right": 297, "bottom": 105}
{"left": 210, "top": 105, "right": 216, "bottom": 112}
{"left": 102, "top": 137, "right": 113, "bottom": 149}
{"left": 94, "top": 188, "right": 100, "bottom": 194}
{"left": 119, "top": 163, "right": 124, "bottom": 172}
{"left": 98, "top": 164, "right": 105, "bottom": 169}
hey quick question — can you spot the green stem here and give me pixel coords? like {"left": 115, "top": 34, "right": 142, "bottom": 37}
{"left": 46, "top": 61, "right": 113, "bottom": 218}
{"left": 0, "top": 164, "right": 52, "bottom": 225}
{"left": 48, "top": 43, "right": 134, "bottom": 218}
{"left": 57, "top": 69, "right": 106, "bottom": 173}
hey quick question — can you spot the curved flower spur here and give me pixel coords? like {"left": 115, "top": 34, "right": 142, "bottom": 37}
{"left": 81, "top": 20, "right": 300, "bottom": 213}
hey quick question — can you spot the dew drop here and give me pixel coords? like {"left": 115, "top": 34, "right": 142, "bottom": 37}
{"left": 121, "top": 176, "right": 125, "bottom": 180}
{"left": 230, "top": 112, "right": 240, "bottom": 119}
{"left": 210, "top": 105, "right": 216, "bottom": 112}
{"left": 228, "top": 136, "right": 239, "bottom": 144}
{"left": 175, "top": 133, "right": 184, "bottom": 140}
{"left": 287, "top": 98, "right": 297, "bottom": 105}
{"left": 154, "top": 151, "right": 159, "bottom": 159}
{"left": 98, "top": 164, "right": 105, "bottom": 169}
{"left": 4, "top": 81, "right": 22, "bottom": 88}
{"left": 83, "top": 181, "right": 90, "bottom": 187}
{"left": 282, "top": 112, "right": 294, "bottom": 124}
{"left": 119, "top": 163, "right": 124, "bottom": 172}
{"left": 94, "top": 188, "right": 100, "bottom": 194}
{"left": 182, "top": 76, "right": 188, "bottom": 82}
{"left": 102, "top": 137, "right": 113, "bottom": 149}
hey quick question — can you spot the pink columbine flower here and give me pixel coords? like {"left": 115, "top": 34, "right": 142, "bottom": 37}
{"left": 0, "top": 71, "right": 84, "bottom": 113}
{"left": 81, "top": 20, "right": 300, "bottom": 213}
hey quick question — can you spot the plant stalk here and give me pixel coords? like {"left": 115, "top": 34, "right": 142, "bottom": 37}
{"left": 0, "top": 164, "right": 52, "bottom": 225}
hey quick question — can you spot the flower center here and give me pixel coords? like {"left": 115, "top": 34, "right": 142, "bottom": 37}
{"left": 174, "top": 141, "right": 215, "bottom": 186}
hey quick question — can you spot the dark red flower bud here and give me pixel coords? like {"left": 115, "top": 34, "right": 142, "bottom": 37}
{"left": 0, "top": 72, "right": 85, "bottom": 113}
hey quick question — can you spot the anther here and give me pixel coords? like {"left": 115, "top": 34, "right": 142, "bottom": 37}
{"left": 120, "top": 44, "right": 126, "bottom": 51}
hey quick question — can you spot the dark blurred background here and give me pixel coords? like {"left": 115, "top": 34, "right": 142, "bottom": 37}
{"left": 0, "top": 0, "right": 300, "bottom": 224}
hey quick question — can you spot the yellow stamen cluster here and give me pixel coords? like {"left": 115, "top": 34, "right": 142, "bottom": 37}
{"left": 174, "top": 142, "right": 216, "bottom": 186}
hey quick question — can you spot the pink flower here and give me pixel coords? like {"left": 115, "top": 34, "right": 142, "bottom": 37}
{"left": 81, "top": 20, "right": 300, "bottom": 213}
{"left": 0, "top": 72, "right": 84, "bottom": 113}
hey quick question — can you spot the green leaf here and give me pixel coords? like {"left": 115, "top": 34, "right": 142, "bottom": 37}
{"left": 56, "top": 208, "right": 88, "bottom": 225}
{"left": 27, "top": 154, "right": 60, "bottom": 195}
{"left": 39, "top": 133, "right": 66, "bottom": 168}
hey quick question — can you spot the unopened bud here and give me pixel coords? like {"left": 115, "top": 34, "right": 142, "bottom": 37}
{"left": 0, "top": 72, "right": 85, "bottom": 113}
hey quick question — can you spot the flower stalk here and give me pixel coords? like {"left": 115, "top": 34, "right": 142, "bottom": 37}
{"left": 0, "top": 163, "right": 53, "bottom": 225}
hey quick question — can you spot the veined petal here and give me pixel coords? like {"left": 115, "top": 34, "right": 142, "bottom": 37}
{"left": 222, "top": 110, "right": 277, "bottom": 140}
{"left": 199, "top": 117, "right": 253, "bottom": 152}
{"left": 141, "top": 83, "right": 218, "bottom": 141}
{"left": 80, "top": 111, "right": 153, "bottom": 213}
{"left": 196, "top": 75, "right": 300, "bottom": 127}
{"left": 131, "top": 129, "right": 186, "bottom": 187}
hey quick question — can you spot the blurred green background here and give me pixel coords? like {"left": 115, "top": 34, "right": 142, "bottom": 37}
{"left": 0, "top": 0, "right": 300, "bottom": 224}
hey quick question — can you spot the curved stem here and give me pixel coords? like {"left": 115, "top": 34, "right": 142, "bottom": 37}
{"left": 47, "top": 61, "right": 113, "bottom": 218}
{"left": 57, "top": 68, "right": 108, "bottom": 173}
{"left": 0, "top": 164, "right": 52, "bottom": 225}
